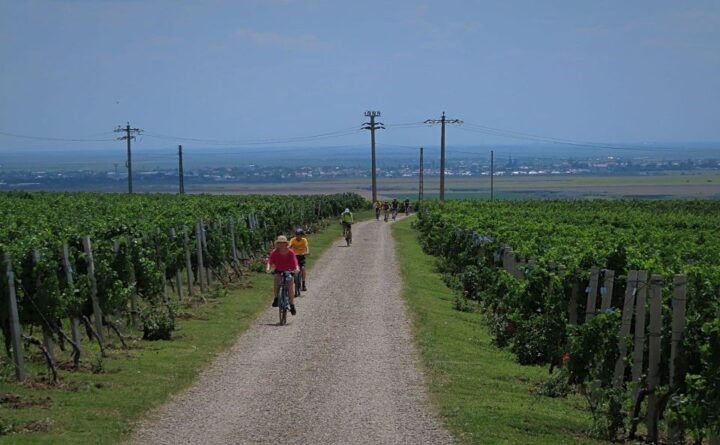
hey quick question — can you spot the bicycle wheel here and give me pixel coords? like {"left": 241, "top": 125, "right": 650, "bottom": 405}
{"left": 279, "top": 288, "right": 288, "bottom": 325}
{"left": 294, "top": 271, "right": 302, "bottom": 297}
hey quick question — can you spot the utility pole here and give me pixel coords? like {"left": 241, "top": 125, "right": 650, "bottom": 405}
{"left": 490, "top": 150, "right": 494, "bottom": 201}
{"left": 418, "top": 147, "right": 424, "bottom": 203}
{"left": 362, "top": 111, "right": 384, "bottom": 203}
{"left": 178, "top": 145, "right": 185, "bottom": 194}
{"left": 425, "top": 112, "right": 462, "bottom": 202}
{"left": 114, "top": 122, "right": 142, "bottom": 194}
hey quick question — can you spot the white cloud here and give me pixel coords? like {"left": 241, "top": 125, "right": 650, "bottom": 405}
{"left": 235, "top": 28, "right": 332, "bottom": 52}
{"left": 397, "top": 5, "right": 481, "bottom": 50}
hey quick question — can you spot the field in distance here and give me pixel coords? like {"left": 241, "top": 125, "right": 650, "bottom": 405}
{"left": 191, "top": 171, "right": 720, "bottom": 200}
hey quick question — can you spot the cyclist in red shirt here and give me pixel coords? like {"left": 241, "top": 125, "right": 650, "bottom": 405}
{"left": 266, "top": 235, "right": 299, "bottom": 315}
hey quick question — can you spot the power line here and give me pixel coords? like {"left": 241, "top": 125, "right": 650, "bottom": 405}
{"left": 142, "top": 126, "right": 363, "bottom": 146}
{"left": 419, "top": 147, "right": 424, "bottom": 203}
{"left": 362, "top": 111, "right": 384, "bottom": 203}
{"left": 376, "top": 142, "right": 431, "bottom": 150}
{"left": 384, "top": 122, "right": 427, "bottom": 129}
{"left": 459, "top": 123, "right": 680, "bottom": 152}
{"left": 0, "top": 130, "right": 116, "bottom": 142}
{"left": 425, "top": 112, "right": 463, "bottom": 202}
{"left": 178, "top": 145, "right": 185, "bottom": 194}
{"left": 115, "top": 122, "right": 142, "bottom": 193}
{"left": 490, "top": 150, "right": 494, "bottom": 201}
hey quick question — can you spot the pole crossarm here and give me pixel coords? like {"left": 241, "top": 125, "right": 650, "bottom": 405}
{"left": 425, "top": 119, "right": 463, "bottom": 125}
{"left": 114, "top": 122, "right": 143, "bottom": 194}
{"left": 362, "top": 111, "right": 384, "bottom": 203}
{"left": 424, "top": 112, "right": 462, "bottom": 202}
{"left": 114, "top": 124, "right": 143, "bottom": 140}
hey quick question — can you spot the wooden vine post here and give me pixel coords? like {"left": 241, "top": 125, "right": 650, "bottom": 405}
{"left": 237, "top": 216, "right": 249, "bottom": 263}
{"left": 228, "top": 217, "right": 239, "bottom": 275}
{"left": 501, "top": 247, "right": 511, "bottom": 274}
{"left": 5, "top": 254, "right": 26, "bottom": 381}
{"left": 585, "top": 266, "right": 600, "bottom": 322}
{"left": 169, "top": 228, "right": 183, "bottom": 300}
{"left": 613, "top": 270, "right": 638, "bottom": 388}
{"left": 599, "top": 269, "right": 615, "bottom": 312}
{"left": 630, "top": 270, "right": 649, "bottom": 406}
{"left": 667, "top": 274, "right": 688, "bottom": 445}
{"left": 33, "top": 249, "right": 56, "bottom": 364}
{"left": 645, "top": 274, "right": 664, "bottom": 443}
{"left": 155, "top": 227, "right": 169, "bottom": 298}
{"left": 502, "top": 247, "right": 522, "bottom": 279}
{"left": 82, "top": 236, "right": 106, "bottom": 348}
{"left": 568, "top": 279, "right": 579, "bottom": 325}
{"left": 201, "top": 221, "right": 212, "bottom": 286}
{"left": 195, "top": 222, "right": 206, "bottom": 295}
{"left": 61, "top": 244, "right": 82, "bottom": 354}
{"left": 182, "top": 226, "right": 194, "bottom": 299}
{"left": 125, "top": 236, "right": 139, "bottom": 327}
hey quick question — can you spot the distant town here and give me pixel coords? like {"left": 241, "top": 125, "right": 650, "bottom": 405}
{"left": 1, "top": 155, "right": 719, "bottom": 190}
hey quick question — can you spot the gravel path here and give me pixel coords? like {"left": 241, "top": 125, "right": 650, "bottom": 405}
{"left": 130, "top": 217, "right": 454, "bottom": 445}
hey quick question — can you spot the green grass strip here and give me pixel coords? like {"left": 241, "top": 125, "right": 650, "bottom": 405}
{"left": 392, "top": 216, "right": 610, "bottom": 445}
{"left": 0, "top": 211, "right": 372, "bottom": 444}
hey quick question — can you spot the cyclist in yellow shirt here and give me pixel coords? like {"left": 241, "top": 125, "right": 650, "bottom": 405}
{"left": 340, "top": 208, "right": 354, "bottom": 246}
{"left": 374, "top": 200, "right": 382, "bottom": 220}
{"left": 289, "top": 228, "right": 310, "bottom": 291}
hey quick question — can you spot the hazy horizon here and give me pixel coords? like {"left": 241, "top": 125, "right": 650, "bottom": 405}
{"left": 1, "top": 142, "right": 718, "bottom": 172}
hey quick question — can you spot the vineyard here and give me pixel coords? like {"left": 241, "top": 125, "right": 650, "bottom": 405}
{"left": 415, "top": 200, "right": 720, "bottom": 444}
{"left": 0, "top": 191, "right": 366, "bottom": 386}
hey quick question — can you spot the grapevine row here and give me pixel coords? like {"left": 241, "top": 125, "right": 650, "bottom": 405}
{"left": 1, "top": 192, "right": 367, "bottom": 382}
{"left": 415, "top": 200, "right": 720, "bottom": 443}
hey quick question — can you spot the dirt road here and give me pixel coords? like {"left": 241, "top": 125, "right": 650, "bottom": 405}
{"left": 130, "top": 217, "right": 453, "bottom": 444}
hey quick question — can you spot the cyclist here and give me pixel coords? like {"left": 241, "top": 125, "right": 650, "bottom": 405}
{"left": 266, "top": 235, "right": 298, "bottom": 316}
{"left": 289, "top": 228, "right": 309, "bottom": 291}
{"left": 340, "top": 208, "right": 354, "bottom": 239}
{"left": 391, "top": 198, "right": 399, "bottom": 220}
{"left": 382, "top": 201, "right": 390, "bottom": 222}
{"left": 374, "top": 200, "right": 382, "bottom": 220}
{"left": 404, "top": 198, "right": 411, "bottom": 215}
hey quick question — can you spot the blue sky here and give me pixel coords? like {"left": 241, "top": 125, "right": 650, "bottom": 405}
{"left": 1, "top": 0, "right": 719, "bottom": 152}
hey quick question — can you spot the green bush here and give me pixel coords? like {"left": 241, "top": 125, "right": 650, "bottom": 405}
{"left": 140, "top": 301, "right": 176, "bottom": 341}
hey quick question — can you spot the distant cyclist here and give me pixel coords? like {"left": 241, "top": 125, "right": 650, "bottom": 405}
{"left": 289, "top": 228, "right": 309, "bottom": 291}
{"left": 266, "top": 235, "right": 299, "bottom": 315}
{"left": 374, "top": 200, "right": 382, "bottom": 220}
{"left": 391, "top": 198, "right": 399, "bottom": 220}
{"left": 382, "top": 201, "right": 390, "bottom": 222}
{"left": 340, "top": 208, "right": 354, "bottom": 238}
{"left": 404, "top": 198, "right": 411, "bottom": 215}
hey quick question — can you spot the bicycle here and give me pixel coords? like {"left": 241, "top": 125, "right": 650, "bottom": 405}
{"left": 342, "top": 222, "right": 352, "bottom": 246}
{"left": 392, "top": 208, "right": 398, "bottom": 220}
{"left": 383, "top": 209, "right": 389, "bottom": 222}
{"left": 275, "top": 271, "right": 293, "bottom": 325}
{"left": 294, "top": 255, "right": 308, "bottom": 297}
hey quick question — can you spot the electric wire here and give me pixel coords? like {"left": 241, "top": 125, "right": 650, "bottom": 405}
{"left": 0, "top": 130, "right": 116, "bottom": 142}
{"left": 142, "top": 126, "right": 364, "bottom": 146}
{"left": 459, "top": 123, "right": 680, "bottom": 152}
